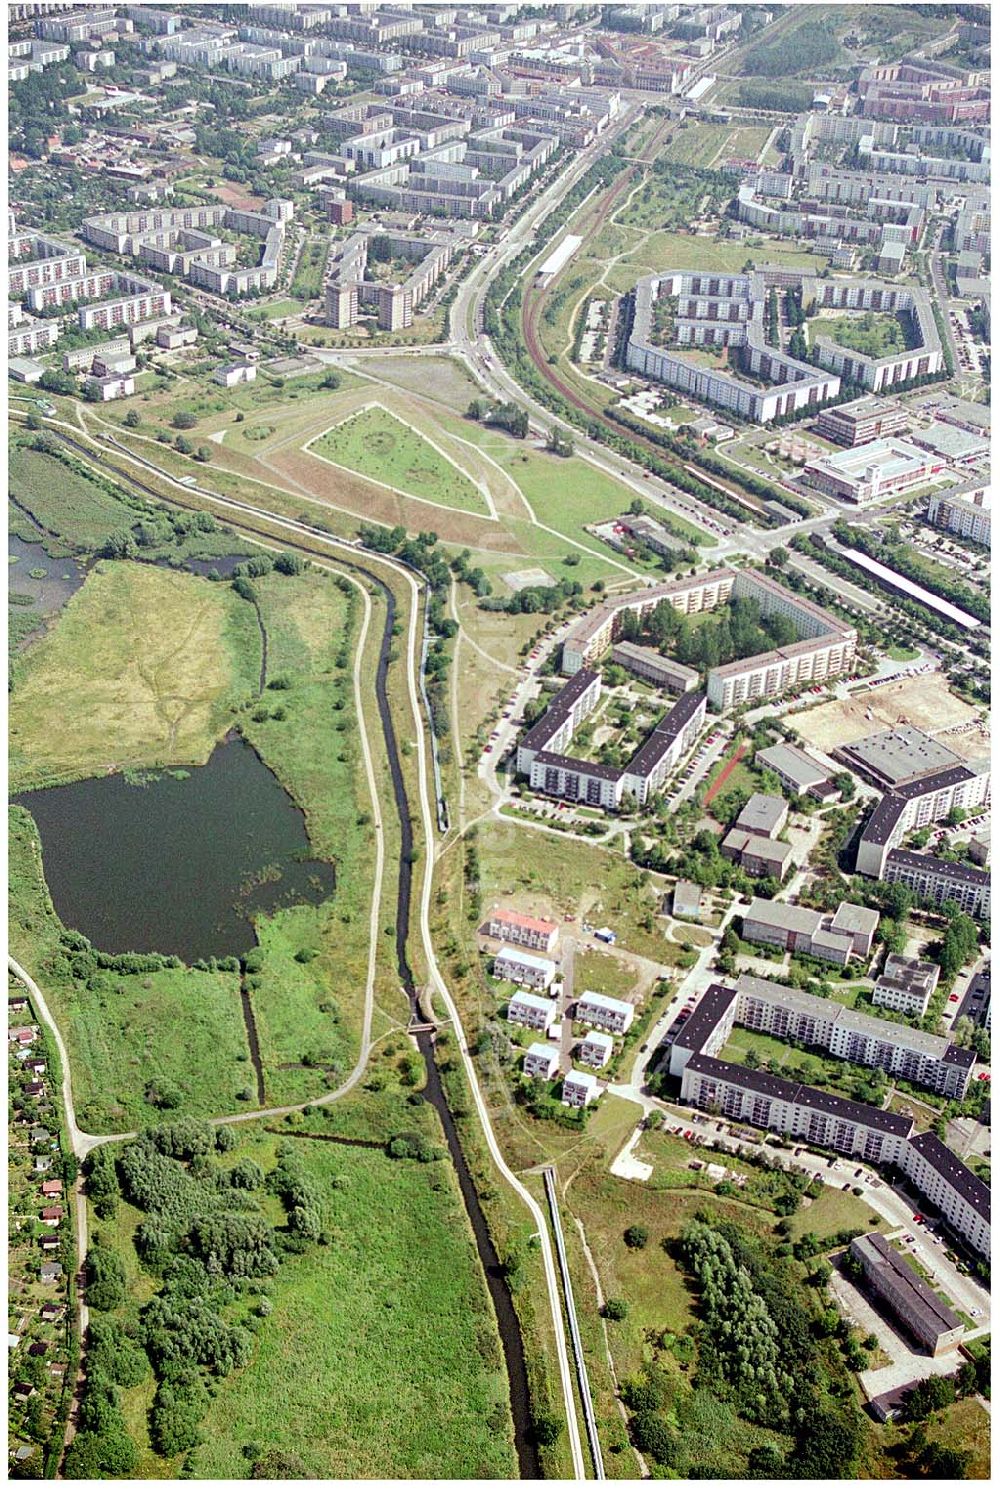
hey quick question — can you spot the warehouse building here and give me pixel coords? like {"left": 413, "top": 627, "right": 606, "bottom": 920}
{"left": 755, "top": 741, "right": 838, "bottom": 801}
{"left": 848, "top": 1232, "right": 963, "bottom": 1355}
{"left": 802, "top": 439, "right": 945, "bottom": 505}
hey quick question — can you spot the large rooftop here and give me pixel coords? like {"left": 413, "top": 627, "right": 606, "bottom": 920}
{"left": 837, "top": 726, "right": 964, "bottom": 788}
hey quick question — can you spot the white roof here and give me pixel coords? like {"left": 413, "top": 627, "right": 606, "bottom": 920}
{"left": 508, "top": 990, "right": 554, "bottom": 1013}
{"left": 580, "top": 1030, "right": 614, "bottom": 1050}
{"left": 525, "top": 1041, "right": 559, "bottom": 1064}
{"left": 495, "top": 948, "right": 556, "bottom": 975}
{"left": 537, "top": 233, "right": 581, "bottom": 278}
{"left": 577, "top": 990, "right": 633, "bottom": 1016}
{"left": 564, "top": 1069, "right": 599, "bottom": 1090}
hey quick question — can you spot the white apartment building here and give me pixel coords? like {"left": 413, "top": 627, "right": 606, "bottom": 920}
{"left": 562, "top": 1070, "right": 599, "bottom": 1108}
{"left": 523, "top": 1043, "right": 560, "bottom": 1080}
{"left": 576, "top": 991, "right": 634, "bottom": 1035}
{"left": 493, "top": 948, "right": 556, "bottom": 991}
{"left": 926, "top": 487, "right": 990, "bottom": 548}
{"left": 577, "top": 1031, "right": 615, "bottom": 1069}
{"left": 506, "top": 991, "right": 556, "bottom": 1033}
{"left": 873, "top": 954, "right": 940, "bottom": 1017}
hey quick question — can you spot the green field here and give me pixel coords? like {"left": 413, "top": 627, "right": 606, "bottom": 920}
{"left": 289, "top": 232, "right": 330, "bottom": 301}
{"left": 10, "top": 440, "right": 139, "bottom": 551}
{"left": 8, "top": 806, "right": 256, "bottom": 1131}
{"left": 236, "top": 569, "right": 380, "bottom": 1105}
{"left": 659, "top": 123, "right": 735, "bottom": 168}
{"left": 10, "top": 563, "right": 260, "bottom": 792}
{"left": 89, "top": 1124, "right": 517, "bottom": 1479}
{"left": 192, "top": 1134, "right": 516, "bottom": 1479}
{"left": 311, "top": 404, "right": 489, "bottom": 515}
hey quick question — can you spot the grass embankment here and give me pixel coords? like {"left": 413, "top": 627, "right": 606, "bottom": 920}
{"left": 10, "top": 441, "right": 138, "bottom": 551}
{"left": 8, "top": 805, "right": 254, "bottom": 1131}
{"left": 89, "top": 1119, "right": 517, "bottom": 1480}
{"left": 10, "top": 563, "right": 260, "bottom": 792}
{"left": 237, "top": 568, "right": 382, "bottom": 1105}
{"left": 311, "top": 404, "right": 490, "bottom": 516}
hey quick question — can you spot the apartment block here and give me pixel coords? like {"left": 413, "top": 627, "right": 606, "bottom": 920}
{"left": 926, "top": 486, "right": 990, "bottom": 549}
{"left": 485, "top": 909, "right": 558, "bottom": 954}
{"left": 522, "top": 1043, "right": 559, "bottom": 1080}
{"left": 562, "top": 1070, "right": 599, "bottom": 1108}
{"left": 873, "top": 955, "right": 940, "bottom": 1018}
{"left": 577, "top": 1031, "right": 615, "bottom": 1069}
{"left": 884, "top": 850, "right": 990, "bottom": 920}
{"left": 493, "top": 948, "right": 556, "bottom": 991}
{"left": 506, "top": 990, "right": 556, "bottom": 1033}
{"left": 576, "top": 991, "right": 634, "bottom": 1035}
{"left": 735, "top": 974, "right": 972, "bottom": 1099}
{"left": 741, "top": 898, "right": 879, "bottom": 967}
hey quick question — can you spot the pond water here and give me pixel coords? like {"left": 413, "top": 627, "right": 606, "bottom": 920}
{"left": 8, "top": 534, "right": 88, "bottom": 616}
{"left": 13, "top": 735, "right": 335, "bottom": 962}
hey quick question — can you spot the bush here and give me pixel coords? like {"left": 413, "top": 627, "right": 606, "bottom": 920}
{"left": 172, "top": 411, "right": 197, "bottom": 429}
{"left": 603, "top": 1297, "right": 628, "bottom": 1321}
{"left": 624, "top": 1224, "right": 649, "bottom": 1249}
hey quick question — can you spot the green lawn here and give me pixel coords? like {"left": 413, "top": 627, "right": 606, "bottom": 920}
{"left": 263, "top": 296, "right": 308, "bottom": 319}
{"left": 574, "top": 949, "right": 639, "bottom": 1001}
{"left": 8, "top": 806, "right": 255, "bottom": 1132}
{"left": 821, "top": 312, "right": 917, "bottom": 359}
{"left": 289, "top": 232, "right": 330, "bottom": 301}
{"left": 310, "top": 404, "right": 490, "bottom": 515}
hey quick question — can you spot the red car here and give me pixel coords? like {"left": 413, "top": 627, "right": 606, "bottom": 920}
{"left": 913, "top": 1213, "right": 924, "bottom": 1223}
{"left": 949, "top": 993, "right": 960, "bottom": 1002}
{"left": 977, "top": 1072, "right": 991, "bottom": 1082}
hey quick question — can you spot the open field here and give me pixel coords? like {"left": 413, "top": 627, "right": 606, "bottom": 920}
{"left": 90, "top": 1122, "right": 517, "bottom": 1480}
{"left": 574, "top": 948, "right": 640, "bottom": 1002}
{"left": 10, "top": 440, "right": 138, "bottom": 550}
{"left": 347, "top": 352, "right": 481, "bottom": 413}
{"left": 790, "top": 673, "right": 979, "bottom": 754}
{"left": 8, "top": 805, "right": 255, "bottom": 1132}
{"left": 9, "top": 563, "right": 260, "bottom": 792}
{"left": 658, "top": 122, "right": 735, "bottom": 168}
{"left": 289, "top": 232, "right": 330, "bottom": 300}
{"left": 309, "top": 403, "right": 490, "bottom": 515}
{"left": 477, "top": 819, "right": 669, "bottom": 963}
{"left": 784, "top": 1184, "right": 889, "bottom": 1240}
{"left": 192, "top": 1133, "right": 517, "bottom": 1479}
{"left": 237, "top": 569, "right": 383, "bottom": 1105}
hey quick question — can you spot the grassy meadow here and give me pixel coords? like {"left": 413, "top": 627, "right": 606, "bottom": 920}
{"left": 311, "top": 404, "right": 490, "bottom": 515}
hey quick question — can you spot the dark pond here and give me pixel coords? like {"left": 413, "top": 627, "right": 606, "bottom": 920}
{"left": 13, "top": 735, "right": 335, "bottom": 962}
{"left": 8, "top": 534, "right": 88, "bottom": 616}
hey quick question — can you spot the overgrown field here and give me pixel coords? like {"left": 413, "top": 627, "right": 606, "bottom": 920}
{"left": 9, "top": 563, "right": 261, "bottom": 791}
{"left": 80, "top": 1120, "right": 517, "bottom": 1479}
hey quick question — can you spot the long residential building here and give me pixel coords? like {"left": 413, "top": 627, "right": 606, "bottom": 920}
{"left": 560, "top": 569, "right": 856, "bottom": 712}
{"left": 484, "top": 909, "right": 558, "bottom": 954}
{"left": 82, "top": 201, "right": 294, "bottom": 297}
{"left": 669, "top": 987, "right": 989, "bottom": 1255}
{"left": 8, "top": 219, "right": 86, "bottom": 297}
{"left": 626, "top": 265, "right": 942, "bottom": 421}
{"left": 883, "top": 850, "right": 991, "bottom": 919}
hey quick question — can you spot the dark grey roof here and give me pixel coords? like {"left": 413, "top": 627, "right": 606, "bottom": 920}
{"left": 942, "top": 1045, "right": 976, "bottom": 1069}
{"left": 675, "top": 984, "right": 737, "bottom": 1056}
{"left": 860, "top": 793, "right": 908, "bottom": 848}
{"left": 887, "top": 849, "right": 991, "bottom": 886}
{"left": 518, "top": 667, "right": 600, "bottom": 754}
{"left": 626, "top": 690, "right": 706, "bottom": 777}
{"left": 532, "top": 749, "right": 622, "bottom": 782}
{"left": 686, "top": 1054, "right": 915, "bottom": 1135}
{"left": 894, "top": 765, "right": 977, "bottom": 800}
{"left": 850, "top": 1232, "right": 961, "bottom": 1334}
{"left": 909, "top": 1131, "right": 991, "bottom": 1220}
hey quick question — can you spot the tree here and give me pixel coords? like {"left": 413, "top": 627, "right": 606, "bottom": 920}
{"left": 172, "top": 410, "right": 197, "bottom": 429}
{"left": 86, "top": 1241, "right": 127, "bottom": 1311}
{"left": 769, "top": 546, "right": 788, "bottom": 568}
{"left": 175, "top": 435, "right": 193, "bottom": 455}
{"left": 274, "top": 551, "right": 304, "bottom": 576}
{"left": 603, "top": 1297, "right": 628, "bottom": 1321}
{"left": 631, "top": 1412, "right": 676, "bottom": 1466}
{"left": 531, "top": 1412, "right": 563, "bottom": 1447}
{"left": 903, "top": 1375, "right": 956, "bottom": 1422}
{"left": 194, "top": 445, "right": 212, "bottom": 463}
{"left": 624, "top": 1224, "right": 649, "bottom": 1249}
{"left": 832, "top": 771, "right": 856, "bottom": 802}
{"left": 748, "top": 1443, "right": 784, "bottom": 1477}
{"left": 918, "top": 1442, "right": 970, "bottom": 1479}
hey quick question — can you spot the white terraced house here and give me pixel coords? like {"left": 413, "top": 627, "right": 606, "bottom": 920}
{"left": 576, "top": 991, "right": 634, "bottom": 1035}
{"left": 493, "top": 948, "right": 556, "bottom": 991}
{"left": 506, "top": 991, "right": 556, "bottom": 1033}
